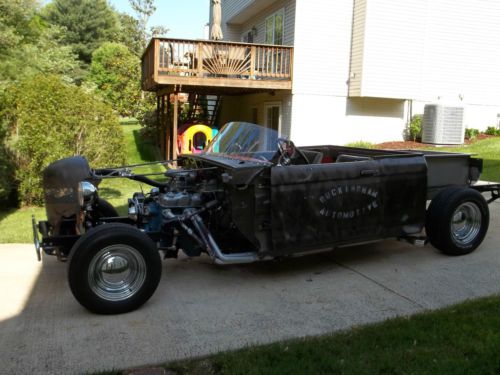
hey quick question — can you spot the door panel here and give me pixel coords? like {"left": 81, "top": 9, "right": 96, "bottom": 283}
{"left": 270, "top": 156, "right": 427, "bottom": 255}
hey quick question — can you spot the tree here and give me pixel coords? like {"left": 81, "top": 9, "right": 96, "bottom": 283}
{"left": 42, "top": 0, "right": 119, "bottom": 68}
{"left": 0, "top": 0, "right": 80, "bottom": 205}
{"left": 129, "top": 0, "right": 156, "bottom": 48}
{"left": 0, "top": 0, "right": 79, "bottom": 88}
{"left": 3, "top": 75, "right": 126, "bottom": 205}
{"left": 117, "top": 13, "right": 143, "bottom": 56}
{"left": 15, "top": 25, "right": 79, "bottom": 80}
{"left": 150, "top": 25, "right": 169, "bottom": 38}
{"left": 88, "top": 42, "right": 142, "bottom": 117}
{"left": 0, "top": 0, "right": 39, "bottom": 52}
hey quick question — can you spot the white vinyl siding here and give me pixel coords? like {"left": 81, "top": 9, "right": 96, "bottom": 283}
{"left": 350, "top": 0, "right": 427, "bottom": 99}
{"left": 290, "top": 95, "right": 407, "bottom": 146}
{"left": 292, "top": 0, "right": 354, "bottom": 96}
{"left": 350, "top": 0, "right": 500, "bottom": 105}
{"left": 220, "top": 22, "right": 242, "bottom": 42}
{"left": 348, "top": 0, "right": 367, "bottom": 96}
{"left": 223, "top": 0, "right": 254, "bottom": 21}
{"left": 420, "top": 0, "right": 500, "bottom": 105}
{"left": 220, "top": 0, "right": 253, "bottom": 41}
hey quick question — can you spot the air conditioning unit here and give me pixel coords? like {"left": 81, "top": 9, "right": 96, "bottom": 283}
{"left": 422, "top": 104, "right": 465, "bottom": 145}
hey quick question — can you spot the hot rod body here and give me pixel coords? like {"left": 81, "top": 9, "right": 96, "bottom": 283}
{"left": 33, "top": 122, "right": 500, "bottom": 314}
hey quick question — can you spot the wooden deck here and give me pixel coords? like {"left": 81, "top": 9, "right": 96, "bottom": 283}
{"left": 142, "top": 38, "right": 293, "bottom": 93}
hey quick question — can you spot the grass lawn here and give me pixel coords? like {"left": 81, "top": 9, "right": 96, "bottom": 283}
{"left": 95, "top": 120, "right": 165, "bottom": 215}
{"left": 0, "top": 120, "right": 163, "bottom": 243}
{"left": 95, "top": 294, "right": 500, "bottom": 374}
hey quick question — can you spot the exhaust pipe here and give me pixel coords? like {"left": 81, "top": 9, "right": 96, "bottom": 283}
{"left": 190, "top": 212, "right": 262, "bottom": 265}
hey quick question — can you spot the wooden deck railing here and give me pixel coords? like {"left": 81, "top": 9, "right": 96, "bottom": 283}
{"left": 142, "top": 38, "right": 293, "bottom": 91}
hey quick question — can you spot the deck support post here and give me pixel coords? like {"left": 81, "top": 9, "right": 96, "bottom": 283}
{"left": 173, "top": 91, "right": 179, "bottom": 163}
{"left": 157, "top": 95, "right": 162, "bottom": 151}
{"left": 166, "top": 94, "right": 171, "bottom": 160}
{"left": 160, "top": 95, "right": 166, "bottom": 158}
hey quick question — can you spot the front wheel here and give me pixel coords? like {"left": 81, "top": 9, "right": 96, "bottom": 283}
{"left": 68, "top": 223, "right": 162, "bottom": 314}
{"left": 426, "top": 187, "right": 489, "bottom": 255}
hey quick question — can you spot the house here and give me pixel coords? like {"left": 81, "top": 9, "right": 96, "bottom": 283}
{"left": 142, "top": 0, "right": 500, "bottom": 158}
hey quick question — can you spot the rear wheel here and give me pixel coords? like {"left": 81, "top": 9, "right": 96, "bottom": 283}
{"left": 68, "top": 223, "right": 162, "bottom": 314}
{"left": 426, "top": 187, "right": 489, "bottom": 255}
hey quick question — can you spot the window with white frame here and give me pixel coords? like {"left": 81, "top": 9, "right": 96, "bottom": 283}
{"left": 265, "top": 9, "right": 284, "bottom": 45}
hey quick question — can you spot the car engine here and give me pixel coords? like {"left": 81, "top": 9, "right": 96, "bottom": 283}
{"left": 126, "top": 168, "right": 226, "bottom": 257}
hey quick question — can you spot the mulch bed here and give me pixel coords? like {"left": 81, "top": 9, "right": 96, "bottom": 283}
{"left": 375, "top": 141, "right": 427, "bottom": 150}
{"left": 376, "top": 134, "right": 495, "bottom": 150}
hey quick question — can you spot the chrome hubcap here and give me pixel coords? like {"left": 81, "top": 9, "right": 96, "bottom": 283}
{"left": 451, "top": 202, "right": 482, "bottom": 246}
{"left": 88, "top": 245, "right": 146, "bottom": 301}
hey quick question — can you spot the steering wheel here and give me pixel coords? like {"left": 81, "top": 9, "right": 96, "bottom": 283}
{"left": 277, "top": 138, "right": 292, "bottom": 165}
{"left": 277, "top": 138, "right": 309, "bottom": 166}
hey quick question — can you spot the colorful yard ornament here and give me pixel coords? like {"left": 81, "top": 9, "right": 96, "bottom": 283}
{"left": 178, "top": 123, "right": 218, "bottom": 154}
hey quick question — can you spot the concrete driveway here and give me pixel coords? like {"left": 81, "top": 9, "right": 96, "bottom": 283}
{"left": 1, "top": 201, "right": 500, "bottom": 374}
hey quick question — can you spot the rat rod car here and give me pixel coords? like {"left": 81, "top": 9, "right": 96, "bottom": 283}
{"left": 33, "top": 122, "right": 500, "bottom": 314}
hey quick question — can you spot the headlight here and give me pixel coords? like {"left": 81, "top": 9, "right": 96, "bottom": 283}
{"left": 78, "top": 181, "right": 97, "bottom": 207}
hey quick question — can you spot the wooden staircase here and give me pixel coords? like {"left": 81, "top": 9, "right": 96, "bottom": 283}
{"left": 187, "top": 94, "right": 222, "bottom": 128}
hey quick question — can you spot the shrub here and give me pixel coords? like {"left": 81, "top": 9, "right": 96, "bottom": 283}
{"left": 484, "top": 126, "right": 500, "bottom": 136}
{"left": 88, "top": 42, "right": 142, "bottom": 117}
{"left": 137, "top": 104, "right": 158, "bottom": 134}
{"left": 135, "top": 90, "right": 157, "bottom": 126}
{"left": 465, "top": 128, "right": 480, "bottom": 140}
{"left": 407, "top": 115, "right": 422, "bottom": 142}
{"left": 0, "top": 119, "right": 15, "bottom": 204}
{"left": 3, "top": 74, "right": 126, "bottom": 205}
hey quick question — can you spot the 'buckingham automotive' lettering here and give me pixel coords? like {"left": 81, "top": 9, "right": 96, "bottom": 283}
{"left": 318, "top": 184, "right": 379, "bottom": 220}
